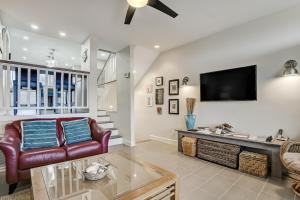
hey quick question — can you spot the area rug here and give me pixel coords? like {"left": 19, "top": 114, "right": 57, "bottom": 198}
{"left": 0, "top": 189, "right": 32, "bottom": 200}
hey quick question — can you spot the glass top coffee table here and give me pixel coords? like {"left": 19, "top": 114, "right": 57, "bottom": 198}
{"left": 31, "top": 152, "right": 177, "bottom": 200}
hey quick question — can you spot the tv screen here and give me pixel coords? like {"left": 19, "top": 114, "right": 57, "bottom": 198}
{"left": 200, "top": 65, "right": 257, "bottom": 101}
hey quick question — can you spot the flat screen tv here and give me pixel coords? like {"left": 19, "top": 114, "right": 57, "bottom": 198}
{"left": 200, "top": 65, "right": 257, "bottom": 101}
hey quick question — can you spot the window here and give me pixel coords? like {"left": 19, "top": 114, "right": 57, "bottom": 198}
{"left": 0, "top": 62, "right": 89, "bottom": 116}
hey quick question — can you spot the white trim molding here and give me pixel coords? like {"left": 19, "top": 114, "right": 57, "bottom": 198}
{"left": 150, "top": 135, "right": 177, "bottom": 146}
{"left": 123, "top": 138, "right": 136, "bottom": 147}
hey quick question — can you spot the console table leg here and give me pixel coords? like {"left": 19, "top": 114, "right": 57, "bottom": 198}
{"left": 271, "top": 150, "right": 282, "bottom": 178}
{"left": 178, "top": 134, "right": 183, "bottom": 152}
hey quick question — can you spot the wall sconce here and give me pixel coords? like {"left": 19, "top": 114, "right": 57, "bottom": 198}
{"left": 182, "top": 76, "right": 189, "bottom": 86}
{"left": 283, "top": 60, "right": 298, "bottom": 76}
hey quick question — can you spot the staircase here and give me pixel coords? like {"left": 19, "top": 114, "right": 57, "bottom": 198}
{"left": 97, "top": 110, "right": 123, "bottom": 146}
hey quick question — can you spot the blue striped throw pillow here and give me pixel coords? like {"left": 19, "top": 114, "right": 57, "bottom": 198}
{"left": 61, "top": 118, "right": 92, "bottom": 145}
{"left": 21, "top": 120, "right": 59, "bottom": 151}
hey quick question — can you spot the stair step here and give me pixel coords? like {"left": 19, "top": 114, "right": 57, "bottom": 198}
{"left": 98, "top": 121, "right": 113, "bottom": 124}
{"left": 109, "top": 135, "right": 123, "bottom": 146}
{"left": 97, "top": 110, "right": 107, "bottom": 116}
{"left": 98, "top": 121, "right": 114, "bottom": 129}
{"left": 106, "top": 128, "right": 119, "bottom": 136}
{"left": 97, "top": 115, "right": 110, "bottom": 122}
{"left": 110, "top": 135, "right": 122, "bottom": 139}
{"left": 97, "top": 115, "right": 109, "bottom": 117}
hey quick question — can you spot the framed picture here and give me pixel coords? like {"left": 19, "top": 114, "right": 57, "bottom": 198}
{"left": 155, "top": 77, "right": 164, "bottom": 86}
{"left": 146, "top": 95, "right": 153, "bottom": 107}
{"left": 169, "top": 79, "right": 179, "bottom": 95}
{"left": 155, "top": 88, "right": 164, "bottom": 105}
{"left": 146, "top": 84, "right": 153, "bottom": 94}
{"left": 169, "top": 99, "right": 179, "bottom": 115}
{"left": 157, "top": 107, "right": 162, "bottom": 115}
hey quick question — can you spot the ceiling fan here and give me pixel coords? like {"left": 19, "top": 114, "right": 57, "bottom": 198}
{"left": 125, "top": 0, "right": 178, "bottom": 25}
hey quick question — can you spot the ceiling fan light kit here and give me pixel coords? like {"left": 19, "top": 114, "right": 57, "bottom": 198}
{"left": 125, "top": 0, "right": 178, "bottom": 25}
{"left": 127, "top": 0, "right": 148, "bottom": 8}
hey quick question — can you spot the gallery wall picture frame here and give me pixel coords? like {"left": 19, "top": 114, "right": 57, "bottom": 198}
{"left": 146, "top": 84, "right": 154, "bottom": 94}
{"left": 155, "top": 76, "right": 164, "bottom": 86}
{"left": 169, "top": 79, "right": 180, "bottom": 95}
{"left": 168, "top": 99, "right": 179, "bottom": 115}
{"left": 155, "top": 88, "right": 164, "bottom": 105}
{"left": 146, "top": 95, "right": 153, "bottom": 107}
{"left": 157, "top": 107, "right": 162, "bottom": 115}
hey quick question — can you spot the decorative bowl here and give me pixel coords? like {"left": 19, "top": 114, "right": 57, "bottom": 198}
{"left": 82, "top": 162, "right": 109, "bottom": 181}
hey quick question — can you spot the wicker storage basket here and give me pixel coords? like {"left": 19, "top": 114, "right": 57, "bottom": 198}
{"left": 239, "top": 151, "right": 268, "bottom": 177}
{"left": 197, "top": 139, "right": 240, "bottom": 168}
{"left": 182, "top": 137, "right": 197, "bottom": 157}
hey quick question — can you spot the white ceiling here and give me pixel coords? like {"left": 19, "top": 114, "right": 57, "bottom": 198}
{"left": 1, "top": 0, "right": 300, "bottom": 52}
{"left": 9, "top": 27, "right": 81, "bottom": 68}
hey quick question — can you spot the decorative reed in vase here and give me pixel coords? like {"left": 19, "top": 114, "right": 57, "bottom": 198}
{"left": 185, "top": 98, "right": 196, "bottom": 130}
{"left": 186, "top": 98, "right": 196, "bottom": 115}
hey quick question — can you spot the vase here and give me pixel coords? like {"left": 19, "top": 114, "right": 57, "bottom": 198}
{"left": 185, "top": 114, "right": 196, "bottom": 130}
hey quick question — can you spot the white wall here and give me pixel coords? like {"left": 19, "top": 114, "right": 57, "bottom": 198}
{"left": 135, "top": 6, "right": 300, "bottom": 142}
{"left": 110, "top": 47, "right": 133, "bottom": 145}
{"left": 131, "top": 46, "right": 160, "bottom": 86}
{"left": 87, "top": 35, "right": 101, "bottom": 118}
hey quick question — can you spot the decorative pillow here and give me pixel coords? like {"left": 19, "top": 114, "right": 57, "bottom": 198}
{"left": 21, "top": 120, "right": 59, "bottom": 151}
{"left": 61, "top": 118, "right": 92, "bottom": 145}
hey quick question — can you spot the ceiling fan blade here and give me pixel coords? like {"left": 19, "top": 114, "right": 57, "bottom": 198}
{"left": 124, "top": 6, "right": 136, "bottom": 24}
{"left": 147, "top": 0, "right": 178, "bottom": 18}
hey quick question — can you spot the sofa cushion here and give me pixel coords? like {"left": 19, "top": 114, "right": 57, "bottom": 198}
{"left": 65, "top": 141, "right": 102, "bottom": 160}
{"left": 19, "top": 147, "right": 66, "bottom": 170}
{"left": 21, "top": 120, "right": 59, "bottom": 151}
{"left": 61, "top": 118, "right": 92, "bottom": 145}
{"left": 283, "top": 152, "right": 300, "bottom": 170}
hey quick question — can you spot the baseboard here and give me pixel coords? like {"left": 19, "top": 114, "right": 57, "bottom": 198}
{"left": 150, "top": 135, "right": 177, "bottom": 146}
{"left": 123, "top": 139, "right": 136, "bottom": 147}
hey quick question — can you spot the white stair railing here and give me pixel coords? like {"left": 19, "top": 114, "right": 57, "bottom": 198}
{"left": 0, "top": 60, "right": 89, "bottom": 116}
{"left": 97, "top": 81, "right": 117, "bottom": 112}
{"left": 97, "top": 53, "right": 117, "bottom": 112}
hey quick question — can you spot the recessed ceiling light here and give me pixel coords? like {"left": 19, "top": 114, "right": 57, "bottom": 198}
{"left": 31, "top": 24, "right": 39, "bottom": 30}
{"left": 65, "top": 64, "right": 69, "bottom": 67}
{"left": 22, "top": 56, "right": 27, "bottom": 60}
{"left": 133, "top": 70, "right": 137, "bottom": 74}
{"left": 23, "top": 47, "right": 28, "bottom": 51}
{"left": 71, "top": 57, "right": 75, "bottom": 60}
{"left": 154, "top": 45, "right": 160, "bottom": 49}
{"left": 23, "top": 36, "right": 29, "bottom": 40}
{"left": 59, "top": 32, "right": 66, "bottom": 37}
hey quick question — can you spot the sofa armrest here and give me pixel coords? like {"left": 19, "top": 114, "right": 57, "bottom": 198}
{"left": 90, "top": 119, "right": 111, "bottom": 153}
{"left": 0, "top": 124, "right": 21, "bottom": 184}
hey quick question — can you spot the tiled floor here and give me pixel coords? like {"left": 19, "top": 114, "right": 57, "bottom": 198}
{"left": 0, "top": 140, "right": 298, "bottom": 200}
{"left": 111, "top": 140, "right": 298, "bottom": 200}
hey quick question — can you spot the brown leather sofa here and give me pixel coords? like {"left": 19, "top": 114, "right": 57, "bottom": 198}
{"left": 0, "top": 117, "right": 111, "bottom": 194}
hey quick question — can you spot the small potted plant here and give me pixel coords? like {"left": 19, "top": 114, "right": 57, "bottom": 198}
{"left": 185, "top": 98, "right": 196, "bottom": 130}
